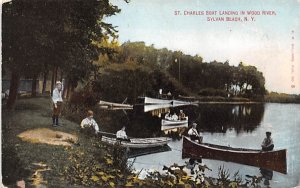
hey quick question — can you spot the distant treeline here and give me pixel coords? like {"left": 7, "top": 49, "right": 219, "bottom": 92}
{"left": 264, "top": 92, "right": 300, "bottom": 103}
{"left": 91, "top": 41, "right": 266, "bottom": 103}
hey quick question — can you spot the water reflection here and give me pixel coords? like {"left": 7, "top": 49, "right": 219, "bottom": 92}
{"left": 260, "top": 168, "right": 273, "bottom": 187}
{"left": 185, "top": 104, "right": 265, "bottom": 134}
{"left": 163, "top": 126, "right": 188, "bottom": 140}
{"left": 98, "top": 103, "right": 265, "bottom": 138}
{"left": 119, "top": 103, "right": 300, "bottom": 188}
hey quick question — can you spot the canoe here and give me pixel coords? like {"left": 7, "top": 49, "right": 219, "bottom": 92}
{"left": 161, "top": 117, "right": 189, "bottom": 126}
{"left": 98, "top": 100, "right": 133, "bottom": 108}
{"left": 144, "top": 97, "right": 172, "bottom": 104}
{"left": 182, "top": 136, "right": 287, "bottom": 174}
{"left": 101, "top": 136, "right": 172, "bottom": 149}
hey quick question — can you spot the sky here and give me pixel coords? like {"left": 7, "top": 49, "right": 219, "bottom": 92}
{"left": 106, "top": 0, "right": 300, "bottom": 94}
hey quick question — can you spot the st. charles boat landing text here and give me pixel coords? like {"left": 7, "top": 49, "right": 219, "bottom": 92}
{"left": 174, "top": 10, "right": 276, "bottom": 22}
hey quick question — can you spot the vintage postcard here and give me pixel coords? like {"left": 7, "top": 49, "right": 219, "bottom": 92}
{"left": 1, "top": 0, "right": 300, "bottom": 187}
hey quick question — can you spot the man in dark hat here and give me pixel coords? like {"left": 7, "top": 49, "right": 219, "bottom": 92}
{"left": 261, "top": 131, "right": 274, "bottom": 151}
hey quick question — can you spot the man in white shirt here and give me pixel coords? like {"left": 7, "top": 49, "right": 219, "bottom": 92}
{"left": 188, "top": 123, "right": 203, "bottom": 143}
{"left": 52, "top": 81, "right": 63, "bottom": 126}
{"left": 116, "top": 126, "right": 130, "bottom": 142}
{"left": 80, "top": 110, "right": 100, "bottom": 135}
{"left": 171, "top": 112, "right": 178, "bottom": 121}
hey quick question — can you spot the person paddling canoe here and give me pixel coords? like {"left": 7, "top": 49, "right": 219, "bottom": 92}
{"left": 261, "top": 131, "right": 274, "bottom": 151}
{"left": 188, "top": 123, "right": 203, "bottom": 143}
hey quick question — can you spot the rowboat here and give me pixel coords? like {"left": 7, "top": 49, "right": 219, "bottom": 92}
{"left": 161, "top": 123, "right": 188, "bottom": 131}
{"left": 182, "top": 136, "right": 287, "bottom": 174}
{"left": 98, "top": 100, "right": 133, "bottom": 109}
{"left": 144, "top": 97, "right": 172, "bottom": 104}
{"left": 101, "top": 136, "right": 172, "bottom": 149}
{"left": 161, "top": 117, "right": 189, "bottom": 126}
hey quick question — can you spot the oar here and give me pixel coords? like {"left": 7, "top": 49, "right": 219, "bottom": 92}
{"left": 97, "top": 131, "right": 134, "bottom": 139}
{"left": 97, "top": 131, "right": 117, "bottom": 137}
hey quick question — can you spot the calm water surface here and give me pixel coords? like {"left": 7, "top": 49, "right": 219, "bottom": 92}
{"left": 100, "top": 103, "right": 300, "bottom": 188}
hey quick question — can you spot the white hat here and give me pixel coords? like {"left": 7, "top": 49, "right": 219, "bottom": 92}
{"left": 56, "top": 81, "right": 62, "bottom": 85}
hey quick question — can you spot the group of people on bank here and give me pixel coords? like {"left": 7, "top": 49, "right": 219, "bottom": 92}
{"left": 51, "top": 81, "right": 274, "bottom": 149}
{"left": 51, "top": 81, "right": 129, "bottom": 141}
{"left": 80, "top": 110, "right": 130, "bottom": 141}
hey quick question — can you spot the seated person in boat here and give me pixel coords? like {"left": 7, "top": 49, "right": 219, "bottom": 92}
{"left": 116, "top": 126, "right": 131, "bottom": 142}
{"left": 80, "top": 110, "right": 100, "bottom": 135}
{"left": 188, "top": 123, "right": 203, "bottom": 143}
{"left": 171, "top": 112, "right": 179, "bottom": 121}
{"left": 178, "top": 110, "right": 186, "bottom": 120}
{"left": 165, "top": 111, "right": 172, "bottom": 120}
{"left": 261, "top": 131, "right": 274, "bottom": 151}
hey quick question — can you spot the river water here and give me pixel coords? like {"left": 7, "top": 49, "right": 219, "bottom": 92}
{"left": 99, "top": 103, "right": 300, "bottom": 187}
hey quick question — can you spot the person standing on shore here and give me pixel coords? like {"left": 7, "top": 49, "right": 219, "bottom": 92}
{"left": 52, "top": 81, "right": 63, "bottom": 127}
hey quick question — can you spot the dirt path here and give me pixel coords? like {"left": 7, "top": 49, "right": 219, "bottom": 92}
{"left": 2, "top": 97, "right": 85, "bottom": 187}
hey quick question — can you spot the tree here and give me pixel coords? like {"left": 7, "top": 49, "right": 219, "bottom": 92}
{"left": 2, "top": 0, "right": 122, "bottom": 109}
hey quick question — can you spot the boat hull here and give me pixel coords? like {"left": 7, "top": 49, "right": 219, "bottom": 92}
{"left": 161, "top": 123, "right": 188, "bottom": 131}
{"left": 101, "top": 136, "right": 171, "bottom": 149}
{"left": 161, "top": 117, "right": 188, "bottom": 126}
{"left": 182, "top": 136, "right": 287, "bottom": 174}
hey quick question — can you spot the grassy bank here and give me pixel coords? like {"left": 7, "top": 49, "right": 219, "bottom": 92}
{"left": 1, "top": 97, "right": 118, "bottom": 187}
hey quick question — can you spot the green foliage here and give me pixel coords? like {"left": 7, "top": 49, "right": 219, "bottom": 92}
{"left": 92, "top": 68, "right": 175, "bottom": 104}
{"left": 198, "top": 88, "right": 229, "bottom": 97}
{"left": 92, "top": 41, "right": 266, "bottom": 100}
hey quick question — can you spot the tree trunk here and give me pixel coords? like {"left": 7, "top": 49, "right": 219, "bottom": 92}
{"left": 42, "top": 70, "right": 48, "bottom": 94}
{"left": 51, "top": 67, "right": 55, "bottom": 96}
{"left": 68, "top": 84, "right": 75, "bottom": 101}
{"left": 31, "top": 74, "right": 38, "bottom": 97}
{"left": 63, "top": 79, "right": 68, "bottom": 100}
{"left": 54, "top": 66, "right": 58, "bottom": 84}
{"left": 66, "top": 82, "right": 71, "bottom": 101}
{"left": 60, "top": 70, "right": 63, "bottom": 82}
{"left": 6, "top": 70, "right": 21, "bottom": 109}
